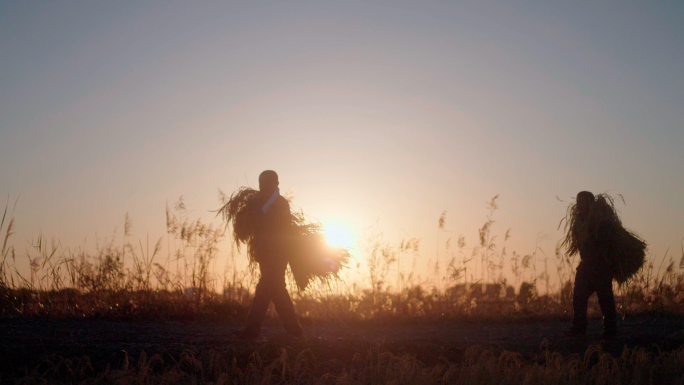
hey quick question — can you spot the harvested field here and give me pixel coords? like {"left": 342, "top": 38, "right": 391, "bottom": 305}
{"left": 2, "top": 315, "right": 683, "bottom": 383}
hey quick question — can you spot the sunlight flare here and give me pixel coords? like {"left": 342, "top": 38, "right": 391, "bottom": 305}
{"left": 322, "top": 220, "right": 356, "bottom": 249}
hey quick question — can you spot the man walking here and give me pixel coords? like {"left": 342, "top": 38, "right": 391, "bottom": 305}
{"left": 563, "top": 191, "right": 617, "bottom": 339}
{"left": 235, "top": 170, "right": 302, "bottom": 339}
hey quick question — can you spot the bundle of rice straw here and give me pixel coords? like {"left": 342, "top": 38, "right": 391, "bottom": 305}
{"left": 216, "top": 187, "right": 351, "bottom": 291}
{"left": 560, "top": 193, "right": 647, "bottom": 284}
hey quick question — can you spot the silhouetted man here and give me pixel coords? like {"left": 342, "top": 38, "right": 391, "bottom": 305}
{"left": 236, "top": 170, "right": 302, "bottom": 339}
{"left": 564, "top": 191, "right": 617, "bottom": 339}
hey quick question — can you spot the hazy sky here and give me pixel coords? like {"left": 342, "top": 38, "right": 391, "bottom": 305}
{"left": 1, "top": 2, "right": 683, "bottom": 288}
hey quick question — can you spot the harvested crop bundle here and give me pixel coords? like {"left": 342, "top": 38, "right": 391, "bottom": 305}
{"left": 560, "top": 193, "right": 647, "bottom": 284}
{"left": 216, "top": 187, "right": 351, "bottom": 290}
{"left": 608, "top": 225, "right": 648, "bottom": 284}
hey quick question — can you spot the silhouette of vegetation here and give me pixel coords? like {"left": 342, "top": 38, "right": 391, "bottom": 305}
{"left": 5, "top": 342, "right": 684, "bottom": 384}
{"left": 215, "top": 187, "right": 351, "bottom": 291}
{"left": 0, "top": 194, "right": 680, "bottom": 322}
{"left": 1, "top": 194, "right": 683, "bottom": 383}
{"left": 560, "top": 193, "right": 647, "bottom": 284}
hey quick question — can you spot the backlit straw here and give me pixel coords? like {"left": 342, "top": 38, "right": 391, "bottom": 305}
{"left": 560, "top": 193, "right": 647, "bottom": 284}
{"left": 216, "top": 187, "right": 351, "bottom": 290}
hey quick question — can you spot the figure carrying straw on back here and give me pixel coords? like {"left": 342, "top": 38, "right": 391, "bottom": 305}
{"left": 561, "top": 191, "right": 647, "bottom": 340}
{"left": 217, "top": 170, "right": 350, "bottom": 340}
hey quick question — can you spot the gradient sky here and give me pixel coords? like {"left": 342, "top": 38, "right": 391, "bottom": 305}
{"left": 1, "top": 2, "right": 683, "bottom": 289}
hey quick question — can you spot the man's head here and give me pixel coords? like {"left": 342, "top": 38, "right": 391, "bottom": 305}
{"left": 576, "top": 191, "right": 595, "bottom": 218}
{"left": 258, "top": 170, "right": 279, "bottom": 194}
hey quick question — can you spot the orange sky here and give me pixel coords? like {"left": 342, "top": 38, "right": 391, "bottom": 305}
{"left": 1, "top": 2, "right": 683, "bottom": 291}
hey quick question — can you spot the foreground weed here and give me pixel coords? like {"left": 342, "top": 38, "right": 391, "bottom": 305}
{"left": 10, "top": 345, "right": 683, "bottom": 384}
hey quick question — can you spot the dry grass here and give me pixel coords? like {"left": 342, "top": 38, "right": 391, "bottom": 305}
{"left": 560, "top": 193, "right": 647, "bottom": 284}
{"left": 6, "top": 343, "right": 684, "bottom": 384}
{"left": 216, "top": 187, "right": 350, "bottom": 290}
{"left": 1, "top": 195, "right": 682, "bottom": 321}
{"left": 1, "top": 195, "right": 684, "bottom": 383}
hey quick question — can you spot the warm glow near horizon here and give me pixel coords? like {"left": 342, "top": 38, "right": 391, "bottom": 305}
{"left": 1, "top": 2, "right": 683, "bottom": 291}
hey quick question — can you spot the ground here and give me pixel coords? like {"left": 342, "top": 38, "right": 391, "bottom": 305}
{"left": 2, "top": 315, "right": 683, "bottom": 378}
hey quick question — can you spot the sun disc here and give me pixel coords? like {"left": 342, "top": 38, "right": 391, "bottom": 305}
{"left": 322, "top": 221, "right": 355, "bottom": 249}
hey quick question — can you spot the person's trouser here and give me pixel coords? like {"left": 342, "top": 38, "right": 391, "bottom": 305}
{"left": 244, "top": 257, "right": 301, "bottom": 336}
{"left": 572, "top": 261, "right": 617, "bottom": 332}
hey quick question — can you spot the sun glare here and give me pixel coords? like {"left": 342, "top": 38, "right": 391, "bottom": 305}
{"left": 322, "top": 220, "right": 356, "bottom": 249}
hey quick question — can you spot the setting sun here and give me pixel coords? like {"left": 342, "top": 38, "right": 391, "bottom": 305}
{"left": 322, "top": 220, "right": 356, "bottom": 249}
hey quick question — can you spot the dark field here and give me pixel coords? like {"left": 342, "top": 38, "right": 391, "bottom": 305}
{"left": 3, "top": 314, "right": 684, "bottom": 383}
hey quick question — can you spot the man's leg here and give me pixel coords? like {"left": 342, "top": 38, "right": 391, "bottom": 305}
{"left": 243, "top": 262, "right": 276, "bottom": 337}
{"left": 594, "top": 268, "right": 617, "bottom": 337}
{"left": 272, "top": 287, "right": 302, "bottom": 336}
{"left": 570, "top": 263, "right": 594, "bottom": 334}
{"left": 269, "top": 259, "right": 302, "bottom": 336}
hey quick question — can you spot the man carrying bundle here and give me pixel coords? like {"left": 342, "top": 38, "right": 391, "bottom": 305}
{"left": 235, "top": 170, "right": 302, "bottom": 339}
{"left": 218, "top": 170, "right": 350, "bottom": 339}
{"left": 561, "top": 191, "right": 646, "bottom": 340}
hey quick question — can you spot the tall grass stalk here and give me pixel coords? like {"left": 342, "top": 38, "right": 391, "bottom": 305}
{"left": 0, "top": 194, "right": 682, "bottom": 320}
